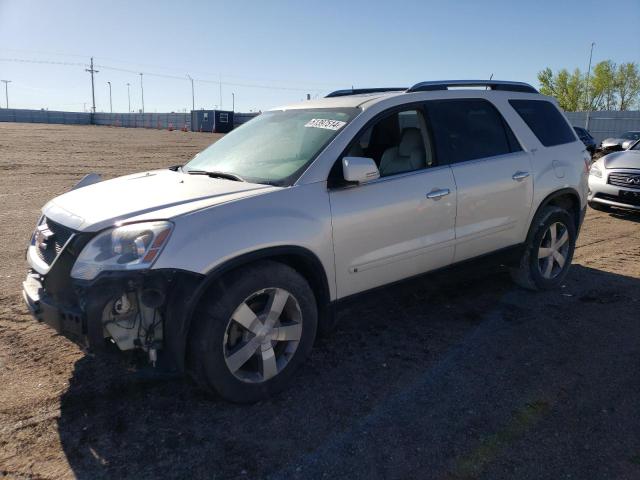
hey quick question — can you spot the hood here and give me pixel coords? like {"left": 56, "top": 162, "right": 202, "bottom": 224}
{"left": 43, "top": 169, "right": 279, "bottom": 232}
{"left": 603, "top": 150, "right": 640, "bottom": 170}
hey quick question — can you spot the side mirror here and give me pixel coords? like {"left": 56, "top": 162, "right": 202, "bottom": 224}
{"left": 342, "top": 156, "right": 380, "bottom": 184}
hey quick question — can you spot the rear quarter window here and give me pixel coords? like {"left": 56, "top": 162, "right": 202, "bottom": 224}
{"left": 509, "top": 100, "right": 576, "bottom": 147}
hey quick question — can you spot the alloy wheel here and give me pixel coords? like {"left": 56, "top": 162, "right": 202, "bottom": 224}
{"left": 223, "top": 287, "right": 303, "bottom": 383}
{"left": 537, "top": 221, "right": 570, "bottom": 279}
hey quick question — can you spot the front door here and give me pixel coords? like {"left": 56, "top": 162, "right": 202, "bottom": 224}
{"left": 329, "top": 107, "right": 457, "bottom": 298}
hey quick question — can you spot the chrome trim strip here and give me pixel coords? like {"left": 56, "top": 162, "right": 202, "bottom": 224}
{"left": 454, "top": 221, "right": 518, "bottom": 245}
{"left": 591, "top": 197, "right": 640, "bottom": 211}
{"left": 349, "top": 238, "right": 455, "bottom": 273}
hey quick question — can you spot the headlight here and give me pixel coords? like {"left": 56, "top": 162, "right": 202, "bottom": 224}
{"left": 71, "top": 221, "right": 173, "bottom": 280}
{"left": 589, "top": 164, "right": 602, "bottom": 178}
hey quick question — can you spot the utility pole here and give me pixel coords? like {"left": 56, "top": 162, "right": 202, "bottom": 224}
{"left": 187, "top": 74, "right": 195, "bottom": 111}
{"left": 232, "top": 92, "right": 235, "bottom": 112}
{"left": 107, "top": 81, "right": 112, "bottom": 113}
{"left": 126, "top": 83, "right": 131, "bottom": 112}
{"left": 139, "top": 73, "right": 145, "bottom": 113}
{"left": 585, "top": 42, "right": 595, "bottom": 130}
{"left": 85, "top": 57, "right": 99, "bottom": 114}
{"left": 219, "top": 73, "right": 222, "bottom": 109}
{"left": 1, "top": 80, "right": 10, "bottom": 108}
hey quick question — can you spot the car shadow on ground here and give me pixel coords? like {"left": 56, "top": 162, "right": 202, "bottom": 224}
{"left": 609, "top": 208, "right": 640, "bottom": 223}
{"left": 57, "top": 263, "right": 640, "bottom": 480}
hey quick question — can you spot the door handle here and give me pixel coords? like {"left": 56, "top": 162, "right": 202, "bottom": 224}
{"left": 426, "top": 188, "right": 450, "bottom": 200}
{"left": 512, "top": 171, "right": 530, "bottom": 181}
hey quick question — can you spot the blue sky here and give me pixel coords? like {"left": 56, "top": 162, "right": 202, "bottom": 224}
{"left": 0, "top": 0, "right": 638, "bottom": 113}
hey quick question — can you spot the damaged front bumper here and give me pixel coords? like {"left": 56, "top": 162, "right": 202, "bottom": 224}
{"left": 23, "top": 265, "right": 203, "bottom": 370}
{"left": 23, "top": 216, "right": 204, "bottom": 370}
{"left": 22, "top": 268, "right": 164, "bottom": 351}
{"left": 23, "top": 272, "right": 86, "bottom": 345}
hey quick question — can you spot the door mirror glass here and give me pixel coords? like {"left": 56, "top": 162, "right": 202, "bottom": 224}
{"left": 342, "top": 157, "right": 380, "bottom": 183}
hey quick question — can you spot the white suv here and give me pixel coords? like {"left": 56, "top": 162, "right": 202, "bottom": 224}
{"left": 23, "top": 80, "right": 589, "bottom": 402}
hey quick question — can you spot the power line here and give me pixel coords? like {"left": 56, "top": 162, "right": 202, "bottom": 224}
{"left": 0, "top": 57, "right": 85, "bottom": 67}
{"left": 0, "top": 47, "right": 340, "bottom": 88}
{"left": 0, "top": 56, "right": 334, "bottom": 92}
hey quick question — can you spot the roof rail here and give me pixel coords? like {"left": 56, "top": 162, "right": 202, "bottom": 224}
{"left": 325, "top": 87, "right": 406, "bottom": 98}
{"left": 406, "top": 80, "right": 538, "bottom": 94}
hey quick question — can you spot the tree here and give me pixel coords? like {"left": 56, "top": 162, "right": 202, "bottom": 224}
{"left": 588, "top": 60, "right": 617, "bottom": 110}
{"left": 538, "top": 68, "right": 555, "bottom": 97}
{"left": 537, "top": 67, "right": 584, "bottom": 111}
{"left": 616, "top": 63, "right": 640, "bottom": 111}
{"left": 537, "top": 61, "right": 640, "bottom": 111}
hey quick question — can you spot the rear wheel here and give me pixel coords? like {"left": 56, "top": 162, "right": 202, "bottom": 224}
{"left": 188, "top": 261, "right": 317, "bottom": 403}
{"left": 510, "top": 206, "right": 576, "bottom": 290}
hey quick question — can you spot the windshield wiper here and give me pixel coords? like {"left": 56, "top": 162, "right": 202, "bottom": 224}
{"left": 186, "top": 170, "right": 245, "bottom": 182}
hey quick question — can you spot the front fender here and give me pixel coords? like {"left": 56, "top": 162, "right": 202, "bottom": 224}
{"left": 153, "top": 182, "right": 335, "bottom": 298}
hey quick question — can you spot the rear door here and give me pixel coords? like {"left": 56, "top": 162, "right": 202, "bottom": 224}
{"left": 426, "top": 99, "right": 533, "bottom": 262}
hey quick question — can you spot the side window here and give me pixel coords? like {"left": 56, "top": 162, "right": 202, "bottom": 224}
{"left": 509, "top": 100, "right": 575, "bottom": 147}
{"left": 427, "top": 99, "right": 520, "bottom": 164}
{"left": 345, "top": 108, "right": 435, "bottom": 177}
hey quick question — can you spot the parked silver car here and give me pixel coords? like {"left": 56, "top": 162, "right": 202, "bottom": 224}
{"left": 600, "top": 131, "right": 640, "bottom": 152}
{"left": 589, "top": 139, "right": 640, "bottom": 211}
{"left": 23, "top": 80, "right": 588, "bottom": 402}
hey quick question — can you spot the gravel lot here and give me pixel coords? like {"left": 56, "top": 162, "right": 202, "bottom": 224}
{"left": 0, "top": 123, "right": 639, "bottom": 479}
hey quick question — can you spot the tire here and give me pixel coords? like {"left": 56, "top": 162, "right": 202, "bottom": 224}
{"left": 510, "top": 206, "right": 577, "bottom": 290}
{"left": 588, "top": 201, "right": 611, "bottom": 212}
{"left": 188, "top": 260, "right": 317, "bottom": 403}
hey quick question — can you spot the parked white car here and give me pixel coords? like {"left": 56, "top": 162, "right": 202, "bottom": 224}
{"left": 600, "top": 131, "right": 640, "bottom": 152}
{"left": 23, "top": 80, "right": 589, "bottom": 402}
{"left": 589, "top": 139, "right": 640, "bottom": 212}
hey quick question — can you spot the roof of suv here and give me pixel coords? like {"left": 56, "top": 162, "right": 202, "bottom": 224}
{"left": 275, "top": 91, "right": 405, "bottom": 111}
{"left": 272, "top": 80, "right": 541, "bottom": 112}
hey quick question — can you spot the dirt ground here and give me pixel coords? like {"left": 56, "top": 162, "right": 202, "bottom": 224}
{"left": 0, "top": 123, "right": 639, "bottom": 479}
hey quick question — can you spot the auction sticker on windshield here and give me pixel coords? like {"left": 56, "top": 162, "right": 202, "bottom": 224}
{"left": 304, "top": 119, "right": 347, "bottom": 130}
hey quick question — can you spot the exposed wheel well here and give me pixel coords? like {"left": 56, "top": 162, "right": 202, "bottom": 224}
{"left": 530, "top": 189, "right": 581, "bottom": 239}
{"left": 267, "top": 253, "right": 330, "bottom": 310}
{"left": 169, "top": 247, "right": 333, "bottom": 372}
{"left": 545, "top": 192, "right": 581, "bottom": 230}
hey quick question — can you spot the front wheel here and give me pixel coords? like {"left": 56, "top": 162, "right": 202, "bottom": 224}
{"left": 188, "top": 261, "right": 317, "bottom": 403}
{"left": 510, "top": 206, "right": 577, "bottom": 290}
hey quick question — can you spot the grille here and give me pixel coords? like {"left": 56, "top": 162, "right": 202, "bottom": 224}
{"left": 608, "top": 172, "right": 640, "bottom": 190}
{"left": 34, "top": 217, "right": 75, "bottom": 266}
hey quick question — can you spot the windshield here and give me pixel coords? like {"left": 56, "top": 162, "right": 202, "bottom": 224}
{"left": 621, "top": 131, "right": 640, "bottom": 140}
{"left": 185, "top": 108, "right": 359, "bottom": 185}
{"left": 632, "top": 140, "right": 640, "bottom": 151}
